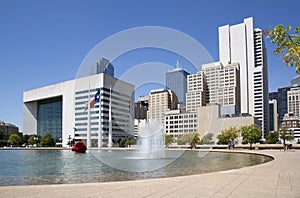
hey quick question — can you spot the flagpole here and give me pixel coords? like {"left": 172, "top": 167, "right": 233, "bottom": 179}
{"left": 87, "top": 81, "right": 91, "bottom": 148}
{"left": 108, "top": 85, "right": 112, "bottom": 148}
{"left": 98, "top": 87, "right": 102, "bottom": 148}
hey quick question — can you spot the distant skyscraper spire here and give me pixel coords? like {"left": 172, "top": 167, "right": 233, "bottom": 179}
{"left": 176, "top": 60, "right": 182, "bottom": 69}
{"left": 91, "top": 58, "right": 114, "bottom": 77}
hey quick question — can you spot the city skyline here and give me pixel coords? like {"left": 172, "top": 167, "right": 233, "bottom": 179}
{"left": 0, "top": 0, "right": 299, "bottom": 130}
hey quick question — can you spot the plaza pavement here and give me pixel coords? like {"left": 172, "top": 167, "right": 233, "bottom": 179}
{"left": 0, "top": 149, "right": 299, "bottom": 198}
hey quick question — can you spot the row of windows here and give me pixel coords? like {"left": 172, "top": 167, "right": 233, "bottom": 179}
{"left": 75, "top": 123, "right": 131, "bottom": 133}
{"left": 75, "top": 101, "right": 87, "bottom": 105}
{"left": 75, "top": 88, "right": 98, "bottom": 95}
{"left": 75, "top": 87, "right": 131, "bottom": 99}
{"left": 75, "top": 95, "right": 130, "bottom": 108}
{"left": 166, "top": 124, "right": 197, "bottom": 129}
{"left": 166, "top": 119, "right": 197, "bottom": 124}
{"left": 166, "top": 129, "right": 196, "bottom": 133}
{"left": 166, "top": 114, "right": 197, "bottom": 119}
{"left": 288, "top": 95, "right": 300, "bottom": 100}
{"left": 75, "top": 111, "right": 100, "bottom": 116}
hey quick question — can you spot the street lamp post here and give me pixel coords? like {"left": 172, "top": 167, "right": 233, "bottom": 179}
{"left": 68, "top": 135, "right": 71, "bottom": 148}
{"left": 73, "top": 127, "right": 77, "bottom": 146}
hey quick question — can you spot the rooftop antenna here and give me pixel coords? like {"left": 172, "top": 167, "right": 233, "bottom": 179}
{"left": 176, "top": 60, "right": 182, "bottom": 69}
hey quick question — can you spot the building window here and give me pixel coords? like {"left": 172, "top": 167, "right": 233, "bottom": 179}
{"left": 37, "top": 96, "right": 62, "bottom": 142}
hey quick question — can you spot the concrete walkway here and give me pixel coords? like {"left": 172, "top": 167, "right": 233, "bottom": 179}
{"left": 1, "top": 150, "right": 299, "bottom": 198}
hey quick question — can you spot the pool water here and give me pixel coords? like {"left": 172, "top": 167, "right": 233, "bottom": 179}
{"left": 0, "top": 150, "right": 272, "bottom": 186}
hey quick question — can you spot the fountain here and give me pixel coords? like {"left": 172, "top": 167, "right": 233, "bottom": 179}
{"left": 137, "top": 120, "right": 165, "bottom": 159}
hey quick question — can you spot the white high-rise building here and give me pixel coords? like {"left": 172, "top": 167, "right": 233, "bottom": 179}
{"left": 218, "top": 17, "right": 269, "bottom": 135}
{"left": 269, "top": 99, "right": 278, "bottom": 132}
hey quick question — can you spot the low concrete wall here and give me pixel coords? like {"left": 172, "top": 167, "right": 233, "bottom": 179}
{"left": 2, "top": 144, "right": 300, "bottom": 151}
{"left": 168, "top": 144, "right": 300, "bottom": 150}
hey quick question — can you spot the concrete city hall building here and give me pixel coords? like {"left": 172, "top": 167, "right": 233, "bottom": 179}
{"left": 23, "top": 73, "right": 134, "bottom": 148}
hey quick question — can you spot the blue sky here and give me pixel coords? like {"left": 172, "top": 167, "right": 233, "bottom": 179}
{"left": 0, "top": 0, "right": 299, "bottom": 131}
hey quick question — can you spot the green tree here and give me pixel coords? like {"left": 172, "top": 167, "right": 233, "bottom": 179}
{"left": 130, "top": 137, "right": 136, "bottom": 145}
{"left": 266, "top": 25, "right": 300, "bottom": 72}
{"left": 28, "top": 135, "right": 38, "bottom": 145}
{"left": 22, "top": 134, "right": 30, "bottom": 145}
{"left": 0, "top": 131, "right": 7, "bottom": 140}
{"left": 165, "top": 134, "right": 173, "bottom": 147}
{"left": 217, "top": 134, "right": 228, "bottom": 145}
{"left": 0, "top": 131, "right": 8, "bottom": 147}
{"left": 200, "top": 133, "right": 214, "bottom": 145}
{"left": 119, "top": 139, "right": 126, "bottom": 147}
{"left": 266, "top": 131, "right": 279, "bottom": 144}
{"left": 240, "top": 125, "right": 261, "bottom": 150}
{"left": 217, "top": 127, "right": 239, "bottom": 145}
{"left": 8, "top": 134, "right": 21, "bottom": 146}
{"left": 125, "top": 137, "right": 136, "bottom": 147}
{"left": 177, "top": 132, "right": 200, "bottom": 149}
{"left": 40, "top": 134, "right": 55, "bottom": 147}
{"left": 279, "top": 127, "right": 294, "bottom": 150}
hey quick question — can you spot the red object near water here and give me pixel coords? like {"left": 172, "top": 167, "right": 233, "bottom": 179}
{"left": 72, "top": 141, "right": 87, "bottom": 153}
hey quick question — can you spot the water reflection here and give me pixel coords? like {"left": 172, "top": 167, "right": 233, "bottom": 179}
{"left": 0, "top": 150, "right": 272, "bottom": 186}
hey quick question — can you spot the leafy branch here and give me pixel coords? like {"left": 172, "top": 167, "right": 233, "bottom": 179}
{"left": 265, "top": 25, "right": 300, "bottom": 72}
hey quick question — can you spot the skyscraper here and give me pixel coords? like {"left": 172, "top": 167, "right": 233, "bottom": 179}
{"left": 269, "top": 99, "right": 278, "bottom": 132}
{"left": 202, "top": 61, "right": 240, "bottom": 116}
{"left": 93, "top": 58, "right": 114, "bottom": 77}
{"left": 186, "top": 71, "right": 207, "bottom": 112}
{"left": 288, "top": 87, "right": 300, "bottom": 117}
{"left": 134, "top": 96, "right": 148, "bottom": 119}
{"left": 166, "top": 60, "right": 190, "bottom": 106}
{"left": 219, "top": 17, "right": 269, "bottom": 135}
{"left": 270, "top": 82, "right": 300, "bottom": 123}
{"left": 147, "top": 89, "right": 178, "bottom": 125}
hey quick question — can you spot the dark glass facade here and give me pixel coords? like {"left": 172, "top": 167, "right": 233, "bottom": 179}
{"left": 269, "top": 103, "right": 275, "bottom": 131}
{"left": 269, "top": 92, "right": 278, "bottom": 101}
{"left": 269, "top": 85, "right": 300, "bottom": 122}
{"left": 134, "top": 101, "right": 148, "bottom": 119}
{"left": 166, "top": 69, "right": 189, "bottom": 105}
{"left": 277, "top": 86, "right": 292, "bottom": 121}
{"left": 96, "top": 58, "right": 114, "bottom": 77}
{"left": 37, "top": 96, "right": 62, "bottom": 142}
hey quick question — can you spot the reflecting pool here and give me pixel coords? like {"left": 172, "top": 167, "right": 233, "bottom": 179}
{"left": 0, "top": 150, "right": 272, "bottom": 186}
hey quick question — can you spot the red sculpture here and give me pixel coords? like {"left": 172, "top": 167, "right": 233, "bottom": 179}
{"left": 72, "top": 141, "right": 87, "bottom": 153}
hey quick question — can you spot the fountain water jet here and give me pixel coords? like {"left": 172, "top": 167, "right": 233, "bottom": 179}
{"left": 137, "top": 120, "right": 165, "bottom": 159}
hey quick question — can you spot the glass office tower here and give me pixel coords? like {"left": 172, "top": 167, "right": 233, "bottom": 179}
{"left": 166, "top": 61, "right": 190, "bottom": 106}
{"left": 96, "top": 58, "right": 114, "bottom": 77}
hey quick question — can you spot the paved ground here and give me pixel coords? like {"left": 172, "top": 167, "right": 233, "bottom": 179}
{"left": 1, "top": 150, "right": 299, "bottom": 198}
